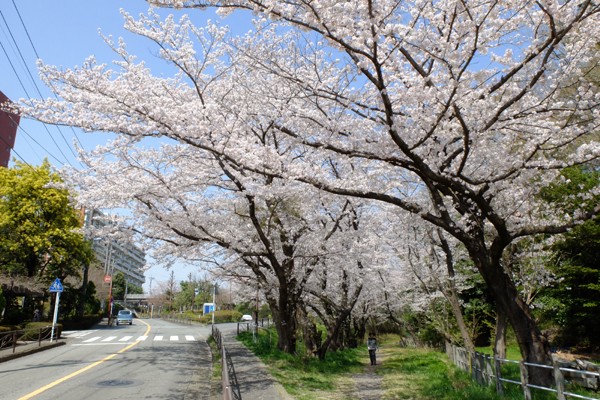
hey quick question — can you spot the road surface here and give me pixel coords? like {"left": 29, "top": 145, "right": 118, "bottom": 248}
{"left": 0, "top": 318, "right": 213, "bottom": 400}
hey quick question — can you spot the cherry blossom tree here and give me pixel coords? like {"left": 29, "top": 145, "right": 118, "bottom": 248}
{"left": 142, "top": 1, "right": 598, "bottom": 382}
{"left": 18, "top": 0, "right": 600, "bottom": 383}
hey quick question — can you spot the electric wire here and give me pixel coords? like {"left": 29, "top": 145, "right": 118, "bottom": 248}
{"left": 0, "top": 36, "right": 67, "bottom": 167}
{"left": 0, "top": 116, "right": 37, "bottom": 172}
{"left": 0, "top": 8, "right": 75, "bottom": 168}
{"left": 10, "top": 0, "right": 86, "bottom": 154}
{"left": 2, "top": 6, "right": 80, "bottom": 161}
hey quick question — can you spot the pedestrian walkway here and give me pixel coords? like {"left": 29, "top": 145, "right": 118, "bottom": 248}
{"left": 219, "top": 329, "right": 294, "bottom": 400}
{"left": 0, "top": 339, "right": 65, "bottom": 363}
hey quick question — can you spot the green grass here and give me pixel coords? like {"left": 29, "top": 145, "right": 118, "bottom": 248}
{"left": 238, "top": 330, "right": 364, "bottom": 399}
{"left": 236, "top": 331, "right": 546, "bottom": 400}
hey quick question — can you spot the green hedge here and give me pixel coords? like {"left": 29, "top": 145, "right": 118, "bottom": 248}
{"left": 20, "top": 323, "right": 62, "bottom": 340}
{"left": 198, "top": 310, "right": 242, "bottom": 324}
{"left": 61, "top": 314, "right": 103, "bottom": 330}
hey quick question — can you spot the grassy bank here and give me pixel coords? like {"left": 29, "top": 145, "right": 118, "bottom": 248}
{"left": 237, "top": 331, "right": 532, "bottom": 400}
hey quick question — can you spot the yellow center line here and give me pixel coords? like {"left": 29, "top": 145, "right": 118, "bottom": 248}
{"left": 18, "top": 319, "right": 152, "bottom": 400}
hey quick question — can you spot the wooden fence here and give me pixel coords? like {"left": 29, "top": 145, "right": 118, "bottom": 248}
{"left": 446, "top": 343, "right": 600, "bottom": 400}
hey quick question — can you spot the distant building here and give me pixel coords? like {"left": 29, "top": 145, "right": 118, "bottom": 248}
{"left": 0, "top": 90, "right": 20, "bottom": 167}
{"left": 83, "top": 208, "right": 146, "bottom": 289}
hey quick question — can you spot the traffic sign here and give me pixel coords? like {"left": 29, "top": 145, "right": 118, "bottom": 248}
{"left": 49, "top": 278, "right": 63, "bottom": 292}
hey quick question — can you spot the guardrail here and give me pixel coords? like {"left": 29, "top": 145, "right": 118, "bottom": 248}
{"left": 236, "top": 318, "right": 271, "bottom": 335}
{"left": 0, "top": 326, "right": 57, "bottom": 353}
{"left": 212, "top": 326, "right": 242, "bottom": 400}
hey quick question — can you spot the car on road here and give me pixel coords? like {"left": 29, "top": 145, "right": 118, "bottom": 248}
{"left": 240, "top": 314, "right": 253, "bottom": 322}
{"left": 116, "top": 309, "right": 133, "bottom": 325}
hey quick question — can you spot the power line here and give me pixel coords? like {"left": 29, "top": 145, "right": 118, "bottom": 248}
{"left": 0, "top": 37, "right": 66, "bottom": 166}
{"left": 10, "top": 0, "right": 86, "bottom": 154}
{"left": 0, "top": 7, "right": 82, "bottom": 168}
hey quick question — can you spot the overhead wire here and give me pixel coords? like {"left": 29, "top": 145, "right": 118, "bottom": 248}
{"left": 0, "top": 6, "right": 82, "bottom": 168}
{"left": 10, "top": 0, "right": 86, "bottom": 154}
{"left": 0, "top": 33, "right": 67, "bottom": 167}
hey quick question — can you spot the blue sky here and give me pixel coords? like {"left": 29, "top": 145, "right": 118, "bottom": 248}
{"left": 0, "top": 0, "right": 248, "bottom": 290}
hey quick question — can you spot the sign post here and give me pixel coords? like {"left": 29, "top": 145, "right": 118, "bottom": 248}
{"left": 49, "top": 278, "right": 64, "bottom": 342}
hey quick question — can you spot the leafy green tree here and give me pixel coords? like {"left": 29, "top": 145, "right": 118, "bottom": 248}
{"left": 0, "top": 160, "right": 94, "bottom": 321}
{"left": 539, "top": 166, "right": 600, "bottom": 350}
{"left": 174, "top": 278, "right": 214, "bottom": 311}
{"left": 111, "top": 272, "right": 143, "bottom": 301}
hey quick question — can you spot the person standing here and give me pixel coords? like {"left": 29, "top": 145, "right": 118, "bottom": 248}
{"left": 367, "top": 334, "right": 378, "bottom": 365}
{"left": 33, "top": 309, "right": 41, "bottom": 322}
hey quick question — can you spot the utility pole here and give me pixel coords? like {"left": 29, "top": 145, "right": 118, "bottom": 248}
{"left": 211, "top": 283, "right": 216, "bottom": 325}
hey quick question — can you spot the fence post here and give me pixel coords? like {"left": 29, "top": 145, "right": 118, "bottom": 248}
{"left": 519, "top": 361, "right": 532, "bottom": 400}
{"left": 484, "top": 354, "right": 494, "bottom": 385}
{"left": 494, "top": 356, "right": 504, "bottom": 395}
{"left": 553, "top": 359, "right": 566, "bottom": 400}
{"left": 12, "top": 331, "right": 18, "bottom": 353}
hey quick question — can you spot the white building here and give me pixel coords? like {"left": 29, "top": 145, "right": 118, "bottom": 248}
{"left": 83, "top": 209, "right": 146, "bottom": 288}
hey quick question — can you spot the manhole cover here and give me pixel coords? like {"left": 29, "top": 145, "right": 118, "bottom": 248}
{"left": 96, "top": 379, "right": 136, "bottom": 387}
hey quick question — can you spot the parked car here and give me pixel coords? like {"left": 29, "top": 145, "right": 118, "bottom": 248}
{"left": 116, "top": 309, "right": 133, "bottom": 325}
{"left": 240, "top": 314, "right": 253, "bottom": 322}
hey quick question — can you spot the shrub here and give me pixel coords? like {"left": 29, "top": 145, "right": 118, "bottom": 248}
{"left": 61, "top": 314, "right": 103, "bottom": 330}
{"left": 199, "top": 310, "right": 242, "bottom": 324}
{"left": 19, "top": 323, "right": 62, "bottom": 340}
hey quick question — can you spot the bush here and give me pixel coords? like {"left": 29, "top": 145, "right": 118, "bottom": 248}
{"left": 0, "top": 325, "right": 20, "bottom": 333}
{"left": 61, "top": 314, "right": 103, "bottom": 330}
{"left": 199, "top": 310, "right": 242, "bottom": 324}
{"left": 19, "top": 322, "right": 62, "bottom": 340}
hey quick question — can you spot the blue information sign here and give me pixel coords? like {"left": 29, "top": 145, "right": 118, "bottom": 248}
{"left": 49, "top": 278, "right": 64, "bottom": 293}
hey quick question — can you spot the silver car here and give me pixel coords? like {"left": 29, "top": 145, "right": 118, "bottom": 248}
{"left": 116, "top": 309, "right": 133, "bottom": 325}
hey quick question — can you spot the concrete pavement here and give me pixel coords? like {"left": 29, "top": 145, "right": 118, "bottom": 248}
{"left": 219, "top": 329, "right": 294, "bottom": 400}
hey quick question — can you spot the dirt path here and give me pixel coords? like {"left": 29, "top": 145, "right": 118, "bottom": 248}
{"left": 343, "top": 349, "right": 388, "bottom": 400}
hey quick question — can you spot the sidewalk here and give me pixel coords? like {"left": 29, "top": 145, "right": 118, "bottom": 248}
{"left": 219, "top": 329, "right": 294, "bottom": 400}
{"left": 0, "top": 339, "right": 66, "bottom": 363}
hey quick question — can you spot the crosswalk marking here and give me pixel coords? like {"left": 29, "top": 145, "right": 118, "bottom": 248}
{"left": 62, "top": 330, "right": 98, "bottom": 338}
{"left": 71, "top": 332, "right": 198, "bottom": 345}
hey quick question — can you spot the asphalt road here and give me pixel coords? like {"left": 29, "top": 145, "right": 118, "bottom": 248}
{"left": 0, "top": 318, "right": 214, "bottom": 400}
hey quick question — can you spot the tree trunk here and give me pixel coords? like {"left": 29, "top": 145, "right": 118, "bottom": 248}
{"left": 76, "top": 263, "right": 89, "bottom": 319}
{"left": 473, "top": 253, "right": 552, "bottom": 386}
{"left": 269, "top": 285, "right": 297, "bottom": 354}
{"left": 447, "top": 294, "right": 476, "bottom": 354}
{"left": 494, "top": 310, "right": 508, "bottom": 360}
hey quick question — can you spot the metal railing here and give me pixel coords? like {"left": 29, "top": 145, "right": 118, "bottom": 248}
{"left": 447, "top": 343, "right": 600, "bottom": 400}
{"left": 212, "top": 326, "right": 242, "bottom": 400}
{"left": 0, "top": 326, "right": 57, "bottom": 353}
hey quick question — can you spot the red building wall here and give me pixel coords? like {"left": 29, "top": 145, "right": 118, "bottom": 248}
{"left": 0, "top": 90, "right": 20, "bottom": 167}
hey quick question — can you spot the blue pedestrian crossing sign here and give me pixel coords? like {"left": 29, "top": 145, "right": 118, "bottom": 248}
{"left": 49, "top": 278, "right": 64, "bottom": 293}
